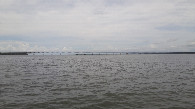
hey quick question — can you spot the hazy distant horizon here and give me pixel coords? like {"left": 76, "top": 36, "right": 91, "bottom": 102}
{"left": 0, "top": 0, "right": 195, "bottom": 52}
{"left": 1, "top": 51, "right": 195, "bottom": 55}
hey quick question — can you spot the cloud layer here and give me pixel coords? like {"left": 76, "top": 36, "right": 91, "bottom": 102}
{"left": 0, "top": 0, "right": 195, "bottom": 52}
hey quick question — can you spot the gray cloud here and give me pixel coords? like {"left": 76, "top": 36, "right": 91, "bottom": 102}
{"left": 156, "top": 24, "right": 195, "bottom": 32}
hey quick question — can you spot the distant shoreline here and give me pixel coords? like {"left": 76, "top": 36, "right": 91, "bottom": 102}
{"left": 0, "top": 52, "right": 28, "bottom": 55}
{"left": 1, "top": 52, "right": 195, "bottom": 55}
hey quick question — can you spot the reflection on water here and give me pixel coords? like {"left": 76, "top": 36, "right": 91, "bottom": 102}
{"left": 0, "top": 55, "right": 195, "bottom": 109}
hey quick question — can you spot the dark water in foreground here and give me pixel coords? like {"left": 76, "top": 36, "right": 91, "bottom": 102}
{"left": 0, "top": 55, "right": 194, "bottom": 109}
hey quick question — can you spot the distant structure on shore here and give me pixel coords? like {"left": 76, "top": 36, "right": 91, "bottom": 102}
{"left": 1, "top": 52, "right": 195, "bottom": 55}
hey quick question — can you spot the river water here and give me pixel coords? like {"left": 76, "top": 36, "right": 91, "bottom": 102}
{"left": 0, "top": 55, "right": 194, "bottom": 109}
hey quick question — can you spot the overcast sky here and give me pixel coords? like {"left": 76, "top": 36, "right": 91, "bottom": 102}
{"left": 0, "top": 0, "right": 195, "bottom": 52}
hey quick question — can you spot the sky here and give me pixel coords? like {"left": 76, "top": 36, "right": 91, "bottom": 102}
{"left": 0, "top": 0, "right": 195, "bottom": 52}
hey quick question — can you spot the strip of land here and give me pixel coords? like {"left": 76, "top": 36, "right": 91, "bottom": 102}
{"left": 0, "top": 52, "right": 28, "bottom": 55}
{"left": 0, "top": 52, "right": 195, "bottom": 55}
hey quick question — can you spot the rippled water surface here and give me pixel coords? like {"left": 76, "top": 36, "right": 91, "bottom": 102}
{"left": 0, "top": 55, "right": 195, "bottom": 109}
